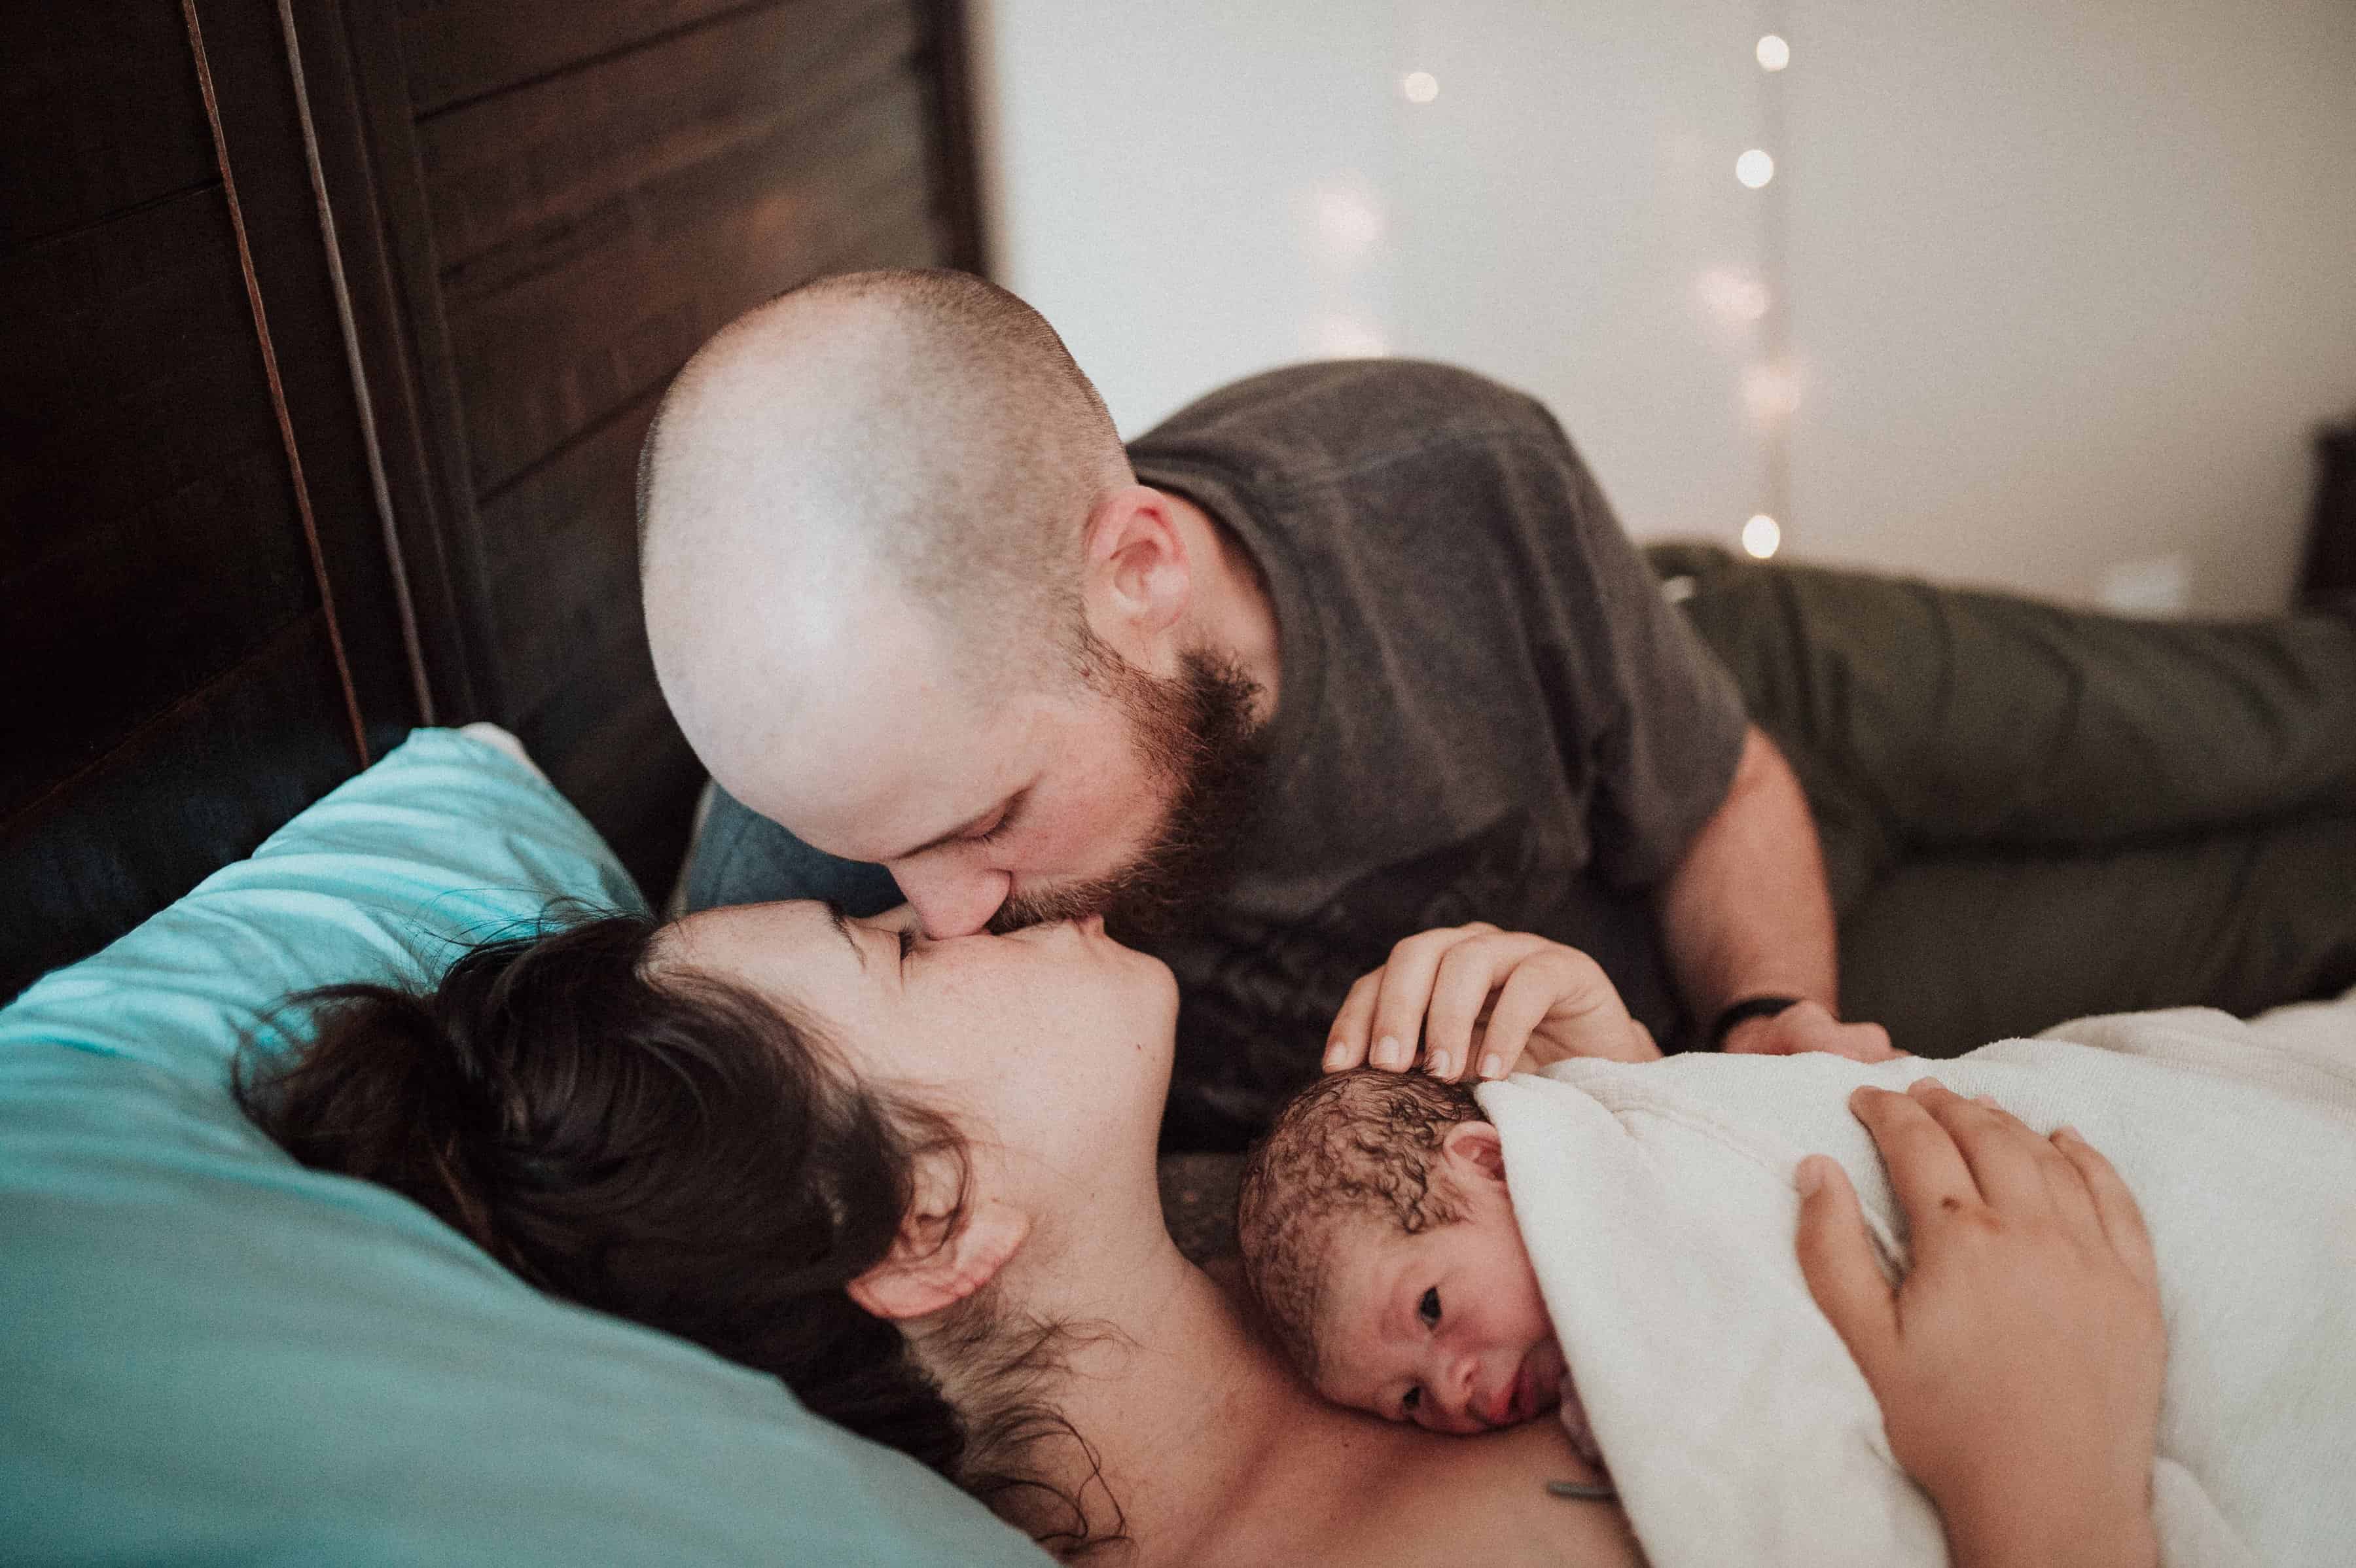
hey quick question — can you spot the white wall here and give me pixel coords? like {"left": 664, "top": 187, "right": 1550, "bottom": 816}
{"left": 971, "top": 0, "right": 2356, "bottom": 614}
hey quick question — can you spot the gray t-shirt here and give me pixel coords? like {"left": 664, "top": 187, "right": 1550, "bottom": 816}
{"left": 1128, "top": 361, "right": 1749, "bottom": 1145}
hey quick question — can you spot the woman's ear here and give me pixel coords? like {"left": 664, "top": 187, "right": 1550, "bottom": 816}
{"left": 1441, "top": 1120, "right": 1509, "bottom": 1188}
{"left": 846, "top": 1152, "right": 1031, "bottom": 1322}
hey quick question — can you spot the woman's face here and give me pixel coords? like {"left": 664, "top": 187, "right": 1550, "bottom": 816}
{"left": 660, "top": 901, "right": 1181, "bottom": 1152}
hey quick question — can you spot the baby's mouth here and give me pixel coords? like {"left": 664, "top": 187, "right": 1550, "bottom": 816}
{"left": 1496, "top": 1342, "right": 1604, "bottom": 1469}
{"left": 1482, "top": 1371, "right": 1522, "bottom": 1429}
{"left": 1487, "top": 1346, "right": 1567, "bottom": 1428}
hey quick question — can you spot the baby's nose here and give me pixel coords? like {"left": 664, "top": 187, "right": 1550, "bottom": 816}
{"left": 1439, "top": 1351, "right": 1482, "bottom": 1423}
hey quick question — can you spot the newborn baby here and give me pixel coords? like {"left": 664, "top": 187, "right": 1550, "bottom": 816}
{"left": 1236, "top": 1069, "right": 1604, "bottom": 1464}
{"left": 1240, "top": 931, "right": 2356, "bottom": 1567}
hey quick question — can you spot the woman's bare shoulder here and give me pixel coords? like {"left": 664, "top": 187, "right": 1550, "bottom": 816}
{"left": 1191, "top": 1397, "right": 1643, "bottom": 1568}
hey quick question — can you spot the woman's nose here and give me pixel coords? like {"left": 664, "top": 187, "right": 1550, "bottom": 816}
{"left": 889, "top": 860, "right": 1011, "bottom": 939}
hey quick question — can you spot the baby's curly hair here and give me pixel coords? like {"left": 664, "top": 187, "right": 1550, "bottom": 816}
{"left": 1236, "top": 1068, "right": 1485, "bottom": 1384}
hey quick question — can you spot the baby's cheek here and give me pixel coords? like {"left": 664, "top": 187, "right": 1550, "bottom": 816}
{"left": 1335, "top": 1382, "right": 1404, "bottom": 1425}
{"left": 1313, "top": 1374, "right": 1368, "bottom": 1417}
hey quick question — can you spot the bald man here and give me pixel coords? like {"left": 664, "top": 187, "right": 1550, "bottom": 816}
{"left": 643, "top": 269, "right": 2356, "bottom": 1147}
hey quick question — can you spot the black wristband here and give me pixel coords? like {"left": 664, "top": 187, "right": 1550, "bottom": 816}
{"left": 1707, "top": 994, "right": 1804, "bottom": 1050}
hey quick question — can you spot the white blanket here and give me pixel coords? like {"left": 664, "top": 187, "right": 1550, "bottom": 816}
{"left": 1476, "top": 991, "right": 2356, "bottom": 1568}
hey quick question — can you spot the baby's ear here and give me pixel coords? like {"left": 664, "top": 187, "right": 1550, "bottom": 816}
{"left": 1442, "top": 1120, "right": 1508, "bottom": 1186}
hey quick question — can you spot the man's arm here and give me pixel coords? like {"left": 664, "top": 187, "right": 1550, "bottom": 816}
{"left": 1654, "top": 726, "right": 1894, "bottom": 1057}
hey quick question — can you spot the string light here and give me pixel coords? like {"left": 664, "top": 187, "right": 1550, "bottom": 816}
{"left": 1742, "top": 19, "right": 1794, "bottom": 558}
{"left": 1401, "top": 71, "right": 1438, "bottom": 103}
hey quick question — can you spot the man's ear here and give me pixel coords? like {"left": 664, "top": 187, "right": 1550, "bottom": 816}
{"left": 845, "top": 1160, "right": 1032, "bottom": 1322}
{"left": 1079, "top": 484, "right": 1191, "bottom": 642}
{"left": 1442, "top": 1120, "right": 1509, "bottom": 1188}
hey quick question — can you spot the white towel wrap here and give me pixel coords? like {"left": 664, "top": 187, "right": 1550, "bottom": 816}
{"left": 1478, "top": 991, "right": 2356, "bottom": 1568}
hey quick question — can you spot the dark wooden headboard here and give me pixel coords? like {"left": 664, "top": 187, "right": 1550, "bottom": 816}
{"left": 1, "top": 0, "right": 984, "bottom": 999}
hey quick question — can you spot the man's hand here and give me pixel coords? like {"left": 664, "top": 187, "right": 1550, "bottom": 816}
{"left": 1794, "top": 1080, "right": 2164, "bottom": 1568}
{"left": 1721, "top": 999, "right": 1903, "bottom": 1061}
{"left": 1321, "top": 924, "right": 1662, "bottom": 1083}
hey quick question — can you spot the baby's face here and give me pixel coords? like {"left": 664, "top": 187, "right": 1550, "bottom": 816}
{"left": 1312, "top": 1196, "right": 1563, "bottom": 1434}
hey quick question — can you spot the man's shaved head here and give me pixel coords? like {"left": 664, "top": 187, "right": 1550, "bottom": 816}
{"left": 639, "top": 269, "right": 1132, "bottom": 785}
{"left": 637, "top": 268, "right": 1270, "bottom": 941}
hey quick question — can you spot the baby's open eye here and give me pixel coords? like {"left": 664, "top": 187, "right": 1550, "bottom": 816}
{"left": 1418, "top": 1287, "right": 1441, "bottom": 1327}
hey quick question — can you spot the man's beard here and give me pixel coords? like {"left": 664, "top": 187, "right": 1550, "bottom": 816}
{"left": 987, "top": 643, "right": 1270, "bottom": 940}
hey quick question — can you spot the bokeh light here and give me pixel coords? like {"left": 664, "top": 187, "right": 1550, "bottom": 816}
{"left": 1742, "top": 514, "right": 1783, "bottom": 558}
{"left": 1402, "top": 71, "right": 1438, "bottom": 104}
{"left": 1742, "top": 363, "right": 1800, "bottom": 420}
{"left": 1756, "top": 35, "right": 1791, "bottom": 71}
{"left": 1313, "top": 185, "right": 1386, "bottom": 257}
{"left": 1310, "top": 314, "right": 1389, "bottom": 359}
{"left": 1700, "top": 269, "right": 1771, "bottom": 323}
{"left": 1736, "top": 149, "right": 1776, "bottom": 188}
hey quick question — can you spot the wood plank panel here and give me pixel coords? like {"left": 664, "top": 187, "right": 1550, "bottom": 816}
{"left": 0, "top": 0, "right": 216, "bottom": 251}
{"left": 0, "top": 187, "right": 297, "bottom": 581}
{"left": 191, "top": 0, "right": 427, "bottom": 746}
{"left": 416, "top": 0, "right": 910, "bottom": 267}
{"left": 309, "top": 0, "right": 512, "bottom": 722}
{"left": 916, "top": 0, "right": 987, "bottom": 274}
{"left": 398, "top": 0, "right": 760, "bottom": 116}
{"left": 0, "top": 186, "right": 319, "bottom": 817}
{"left": 441, "top": 72, "right": 936, "bottom": 495}
{"left": 516, "top": 647, "right": 707, "bottom": 904}
{"left": 1, "top": 612, "right": 363, "bottom": 988}
{"left": 0, "top": 613, "right": 363, "bottom": 999}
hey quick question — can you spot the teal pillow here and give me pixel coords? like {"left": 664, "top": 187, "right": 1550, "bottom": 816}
{"left": 0, "top": 727, "right": 1046, "bottom": 1567}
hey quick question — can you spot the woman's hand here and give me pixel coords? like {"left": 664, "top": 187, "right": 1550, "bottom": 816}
{"left": 1320, "top": 924, "right": 1661, "bottom": 1082}
{"left": 1794, "top": 1080, "right": 2164, "bottom": 1568}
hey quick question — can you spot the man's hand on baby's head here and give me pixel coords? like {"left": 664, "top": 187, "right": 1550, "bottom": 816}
{"left": 1321, "top": 925, "right": 1662, "bottom": 1083}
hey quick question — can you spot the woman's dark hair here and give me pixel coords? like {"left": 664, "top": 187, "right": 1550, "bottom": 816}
{"left": 233, "top": 912, "right": 1118, "bottom": 1554}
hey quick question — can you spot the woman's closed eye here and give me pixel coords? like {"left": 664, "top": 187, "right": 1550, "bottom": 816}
{"left": 897, "top": 927, "right": 917, "bottom": 961}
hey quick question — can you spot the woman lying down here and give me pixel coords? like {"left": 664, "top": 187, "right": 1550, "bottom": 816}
{"left": 238, "top": 902, "right": 2245, "bottom": 1566}
{"left": 1245, "top": 926, "right": 2356, "bottom": 1568}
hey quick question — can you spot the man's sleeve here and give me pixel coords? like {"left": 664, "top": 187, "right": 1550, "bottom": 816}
{"left": 1524, "top": 412, "right": 1751, "bottom": 891}
{"left": 681, "top": 785, "right": 902, "bottom": 914}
